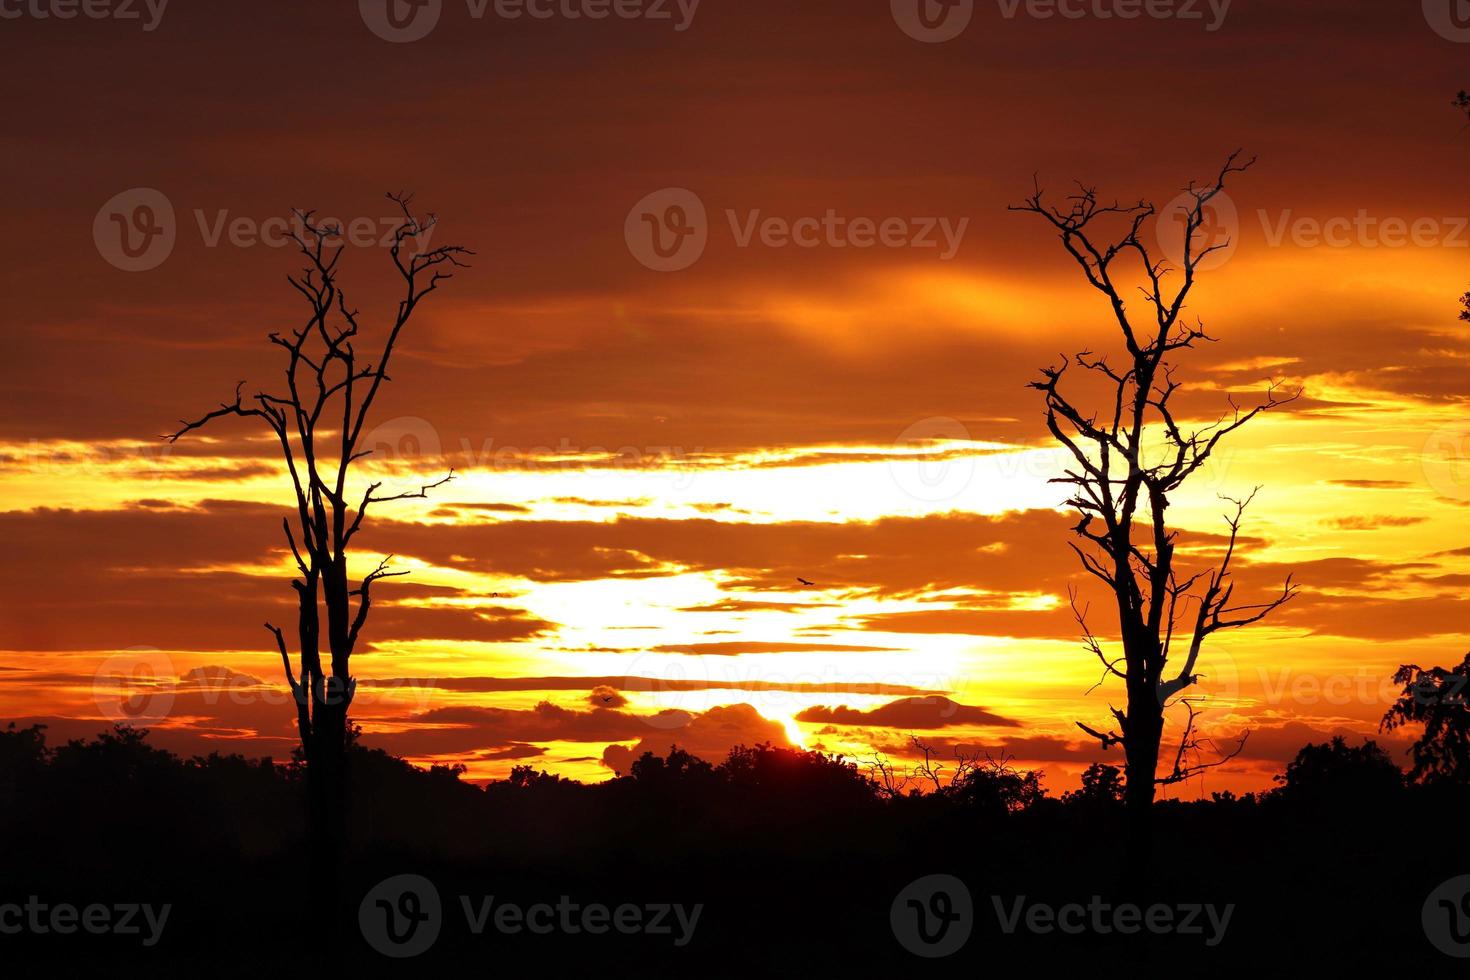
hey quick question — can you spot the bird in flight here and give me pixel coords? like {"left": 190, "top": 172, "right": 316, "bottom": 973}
{"left": 602, "top": 695, "right": 616, "bottom": 703}
{"left": 796, "top": 577, "right": 815, "bottom": 587}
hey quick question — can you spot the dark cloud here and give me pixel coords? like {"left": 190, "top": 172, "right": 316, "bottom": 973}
{"left": 1326, "top": 480, "right": 1413, "bottom": 490}
{"left": 1321, "top": 515, "right": 1428, "bottom": 531}
{"left": 475, "top": 744, "right": 548, "bottom": 761}
{"left": 5, "top": 1, "right": 1466, "bottom": 453}
{"left": 601, "top": 704, "right": 792, "bottom": 775}
{"left": 677, "top": 599, "right": 838, "bottom": 614}
{"left": 358, "top": 676, "right": 940, "bottom": 697}
{"left": 648, "top": 641, "right": 899, "bottom": 656}
{"left": 795, "top": 696, "right": 1018, "bottom": 729}
{"left": 851, "top": 607, "right": 1077, "bottom": 640}
{"left": 589, "top": 685, "right": 627, "bottom": 709}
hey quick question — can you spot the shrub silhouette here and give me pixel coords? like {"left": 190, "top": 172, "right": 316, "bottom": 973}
{"left": 1271, "top": 736, "right": 1403, "bottom": 807}
{"left": 0, "top": 721, "right": 1460, "bottom": 971}
{"left": 1382, "top": 653, "right": 1470, "bottom": 784}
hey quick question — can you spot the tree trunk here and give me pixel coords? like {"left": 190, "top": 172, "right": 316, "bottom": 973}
{"left": 306, "top": 685, "right": 350, "bottom": 931}
{"left": 1122, "top": 694, "right": 1162, "bottom": 879}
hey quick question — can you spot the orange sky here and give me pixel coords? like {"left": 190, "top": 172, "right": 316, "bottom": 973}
{"left": 4, "top": 0, "right": 1470, "bottom": 793}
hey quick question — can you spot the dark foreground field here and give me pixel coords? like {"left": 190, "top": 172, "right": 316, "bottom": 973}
{"left": 0, "top": 723, "right": 1462, "bottom": 977}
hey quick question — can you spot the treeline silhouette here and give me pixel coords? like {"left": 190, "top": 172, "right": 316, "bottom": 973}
{"left": 2, "top": 721, "right": 1464, "bottom": 975}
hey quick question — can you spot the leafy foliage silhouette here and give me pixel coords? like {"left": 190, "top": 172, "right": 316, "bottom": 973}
{"left": 0, "top": 720, "right": 1458, "bottom": 970}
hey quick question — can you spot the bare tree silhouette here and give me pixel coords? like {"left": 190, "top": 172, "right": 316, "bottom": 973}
{"left": 1453, "top": 91, "right": 1470, "bottom": 321}
{"left": 168, "top": 194, "right": 470, "bottom": 911}
{"left": 1010, "top": 154, "right": 1298, "bottom": 861}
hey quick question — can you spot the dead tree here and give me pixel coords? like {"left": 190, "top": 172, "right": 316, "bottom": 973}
{"left": 1010, "top": 154, "right": 1297, "bottom": 859}
{"left": 169, "top": 194, "right": 469, "bottom": 911}
{"left": 1453, "top": 91, "right": 1470, "bottom": 321}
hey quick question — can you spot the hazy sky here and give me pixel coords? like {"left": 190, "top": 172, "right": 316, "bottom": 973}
{"left": 4, "top": 0, "right": 1470, "bottom": 792}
